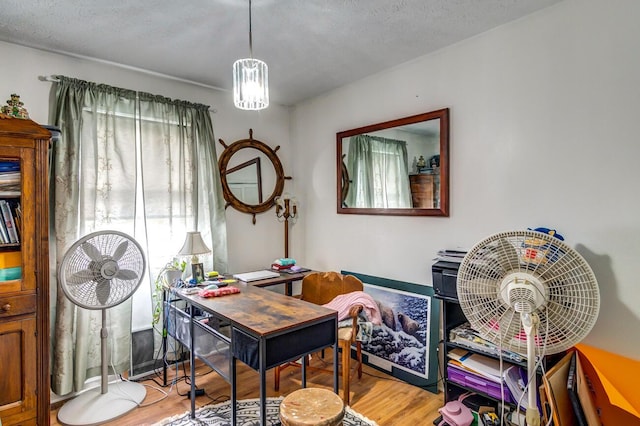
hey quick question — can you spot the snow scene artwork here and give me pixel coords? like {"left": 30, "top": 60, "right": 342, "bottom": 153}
{"left": 361, "top": 283, "right": 431, "bottom": 379}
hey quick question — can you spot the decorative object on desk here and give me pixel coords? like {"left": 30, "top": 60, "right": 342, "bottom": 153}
{"left": 154, "top": 397, "right": 378, "bottom": 426}
{"left": 275, "top": 193, "right": 298, "bottom": 258}
{"left": 1, "top": 93, "right": 29, "bottom": 119}
{"left": 271, "top": 257, "right": 296, "bottom": 270}
{"left": 198, "top": 285, "right": 240, "bottom": 298}
{"left": 456, "top": 230, "right": 600, "bottom": 426}
{"left": 56, "top": 230, "right": 147, "bottom": 425}
{"left": 233, "top": 269, "right": 280, "bottom": 282}
{"left": 178, "top": 231, "right": 211, "bottom": 283}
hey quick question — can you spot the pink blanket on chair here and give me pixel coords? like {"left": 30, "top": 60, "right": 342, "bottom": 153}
{"left": 322, "top": 291, "right": 382, "bottom": 325}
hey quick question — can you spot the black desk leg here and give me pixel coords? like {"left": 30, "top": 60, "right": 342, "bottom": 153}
{"left": 302, "top": 356, "right": 307, "bottom": 388}
{"left": 259, "top": 339, "right": 267, "bottom": 426}
{"left": 162, "top": 289, "right": 168, "bottom": 386}
{"left": 231, "top": 357, "right": 237, "bottom": 426}
{"left": 189, "top": 305, "right": 196, "bottom": 418}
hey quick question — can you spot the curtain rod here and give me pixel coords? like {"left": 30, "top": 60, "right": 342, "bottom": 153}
{"left": 38, "top": 75, "right": 217, "bottom": 113}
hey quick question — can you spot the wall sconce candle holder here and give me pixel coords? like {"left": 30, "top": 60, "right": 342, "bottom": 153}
{"left": 275, "top": 195, "right": 298, "bottom": 258}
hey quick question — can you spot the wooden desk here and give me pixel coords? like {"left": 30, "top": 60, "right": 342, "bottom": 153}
{"left": 244, "top": 270, "right": 311, "bottom": 296}
{"left": 171, "top": 283, "right": 338, "bottom": 426}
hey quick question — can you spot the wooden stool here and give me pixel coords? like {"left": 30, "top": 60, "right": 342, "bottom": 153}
{"left": 280, "top": 388, "right": 345, "bottom": 426}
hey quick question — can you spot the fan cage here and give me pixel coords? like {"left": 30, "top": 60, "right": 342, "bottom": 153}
{"left": 457, "top": 230, "right": 599, "bottom": 356}
{"left": 59, "top": 231, "right": 146, "bottom": 310}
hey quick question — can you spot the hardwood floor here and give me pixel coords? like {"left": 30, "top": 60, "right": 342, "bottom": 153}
{"left": 50, "top": 353, "right": 444, "bottom": 425}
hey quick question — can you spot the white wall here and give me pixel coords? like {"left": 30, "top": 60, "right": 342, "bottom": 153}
{"left": 291, "top": 0, "right": 640, "bottom": 360}
{"left": 0, "top": 40, "right": 293, "bottom": 275}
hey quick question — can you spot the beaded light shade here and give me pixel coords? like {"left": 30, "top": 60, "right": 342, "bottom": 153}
{"left": 233, "top": 58, "right": 269, "bottom": 110}
{"left": 233, "top": 0, "right": 269, "bottom": 110}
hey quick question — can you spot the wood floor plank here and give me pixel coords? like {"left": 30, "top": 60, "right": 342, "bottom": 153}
{"left": 51, "top": 353, "right": 443, "bottom": 425}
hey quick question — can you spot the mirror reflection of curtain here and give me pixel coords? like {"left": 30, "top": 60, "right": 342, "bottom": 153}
{"left": 226, "top": 157, "right": 262, "bottom": 205}
{"left": 49, "top": 76, "right": 228, "bottom": 396}
{"left": 345, "top": 135, "right": 411, "bottom": 208}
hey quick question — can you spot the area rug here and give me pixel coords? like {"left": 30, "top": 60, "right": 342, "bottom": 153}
{"left": 154, "top": 397, "right": 378, "bottom": 426}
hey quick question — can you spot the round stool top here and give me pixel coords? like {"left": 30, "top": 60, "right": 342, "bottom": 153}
{"left": 280, "top": 388, "right": 345, "bottom": 426}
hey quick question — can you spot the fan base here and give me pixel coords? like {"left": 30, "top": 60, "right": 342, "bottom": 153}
{"left": 57, "top": 381, "right": 146, "bottom": 426}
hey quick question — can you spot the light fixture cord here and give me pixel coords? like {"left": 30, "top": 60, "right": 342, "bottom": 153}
{"left": 249, "top": 0, "right": 254, "bottom": 58}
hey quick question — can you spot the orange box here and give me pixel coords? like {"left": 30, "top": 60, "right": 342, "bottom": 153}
{"left": 0, "top": 251, "right": 21, "bottom": 268}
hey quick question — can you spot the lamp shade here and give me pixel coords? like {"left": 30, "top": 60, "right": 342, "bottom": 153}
{"left": 178, "top": 231, "right": 211, "bottom": 257}
{"left": 233, "top": 58, "right": 269, "bottom": 110}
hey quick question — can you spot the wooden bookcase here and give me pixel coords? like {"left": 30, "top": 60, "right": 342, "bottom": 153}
{"left": 0, "top": 116, "right": 51, "bottom": 425}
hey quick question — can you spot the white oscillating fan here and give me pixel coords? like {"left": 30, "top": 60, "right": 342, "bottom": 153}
{"left": 57, "top": 231, "right": 147, "bottom": 426}
{"left": 456, "top": 230, "right": 600, "bottom": 426}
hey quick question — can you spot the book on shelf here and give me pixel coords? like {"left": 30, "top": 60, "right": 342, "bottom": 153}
{"left": 0, "top": 200, "right": 19, "bottom": 244}
{"left": 449, "top": 322, "right": 525, "bottom": 362}
{"left": 567, "top": 351, "right": 588, "bottom": 425}
{"left": 448, "top": 348, "right": 514, "bottom": 383}
{"left": 0, "top": 214, "right": 9, "bottom": 244}
{"left": 270, "top": 263, "right": 293, "bottom": 271}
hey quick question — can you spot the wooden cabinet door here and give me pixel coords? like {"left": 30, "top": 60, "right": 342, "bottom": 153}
{"left": 0, "top": 146, "right": 35, "bottom": 297}
{"left": 0, "top": 317, "right": 37, "bottom": 424}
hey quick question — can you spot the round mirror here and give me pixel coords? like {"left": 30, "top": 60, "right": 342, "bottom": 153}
{"left": 218, "top": 129, "right": 288, "bottom": 223}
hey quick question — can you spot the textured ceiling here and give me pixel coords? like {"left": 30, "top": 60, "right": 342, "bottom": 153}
{"left": 0, "top": 0, "right": 561, "bottom": 106}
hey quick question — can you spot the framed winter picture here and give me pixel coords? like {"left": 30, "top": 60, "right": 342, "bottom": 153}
{"left": 342, "top": 271, "right": 440, "bottom": 393}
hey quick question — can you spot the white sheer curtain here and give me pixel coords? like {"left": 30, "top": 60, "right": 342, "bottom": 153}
{"left": 345, "top": 135, "right": 412, "bottom": 208}
{"left": 49, "top": 76, "right": 227, "bottom": 396}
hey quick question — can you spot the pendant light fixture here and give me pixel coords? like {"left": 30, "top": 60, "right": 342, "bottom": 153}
{"left": 233, "top": 0, "right": 269, "bottom": 110}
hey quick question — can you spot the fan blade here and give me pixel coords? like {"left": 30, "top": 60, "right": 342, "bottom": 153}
{"left": 67, "top": 269, "right": 96, "bottom": 285}
{"left": 82, "top": 242, "right": 103, "bottom": 262}
{"left": 494, "top": 237, "right": 520, "bottom": 273}
{"left": 111, "top": 241, "right": 129, "bottom": 261}
{"left": 115, "top": 269, "right": 139, "bottom": 281}
{"left": 96, "top": 281, "right": 111, "bottom": 305}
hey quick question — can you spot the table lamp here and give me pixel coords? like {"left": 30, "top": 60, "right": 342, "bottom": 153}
{"left": 178, "top": 231, "right": 210, "bottom": 283}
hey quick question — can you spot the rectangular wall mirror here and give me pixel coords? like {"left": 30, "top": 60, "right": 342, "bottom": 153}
{"left": 337, "top": 108, "right": 449, "bottom": 216}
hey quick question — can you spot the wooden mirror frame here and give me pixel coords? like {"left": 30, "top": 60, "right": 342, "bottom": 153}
{"left": 337, "top": 108, "right": 449, "bottom": 216}
{"left": 219, "top": 129, "right": 290, "bottom": 224}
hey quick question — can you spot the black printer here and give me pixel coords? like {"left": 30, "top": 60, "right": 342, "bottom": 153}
{"left": 431, "top": 261, "right": 460, "bottom": 301}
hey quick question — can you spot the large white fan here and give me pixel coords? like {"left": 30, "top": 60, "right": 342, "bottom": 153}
{"left": 456, "top": 230, "right": 600, "bottom": 426}
{"left": 57, "top": 231, "right": 147, "bottom": 426}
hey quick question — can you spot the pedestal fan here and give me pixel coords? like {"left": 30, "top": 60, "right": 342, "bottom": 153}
{"left": 456, "top": 230, "right": 600, "bottom": 426}
{"left": 57, "top": 231, "right": 147, "bottom": 425}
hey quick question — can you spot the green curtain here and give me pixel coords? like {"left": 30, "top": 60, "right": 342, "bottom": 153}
{"left": 345, "top": 135, "right": 412, "bottom": 208}
{"left": 49, "top": 76, "right": 228, "bottom": 396}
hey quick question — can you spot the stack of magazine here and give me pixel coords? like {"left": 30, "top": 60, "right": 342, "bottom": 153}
{"left": 435, "top": 248, "right": 467, "bottom": 263}
{"left": 449, "top": 322, "right": 525, "bottom": 363}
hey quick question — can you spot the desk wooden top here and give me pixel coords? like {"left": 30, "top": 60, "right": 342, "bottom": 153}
{"left": 174, "top": 283, "right": 336, "bottom": 337}
{"left": 244, "top": 270, "right": 311, "bottom": 288}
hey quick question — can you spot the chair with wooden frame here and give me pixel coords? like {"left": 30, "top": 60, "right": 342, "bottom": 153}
{"left": 274, "top": 271, "right": 364, "bottom": 405}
